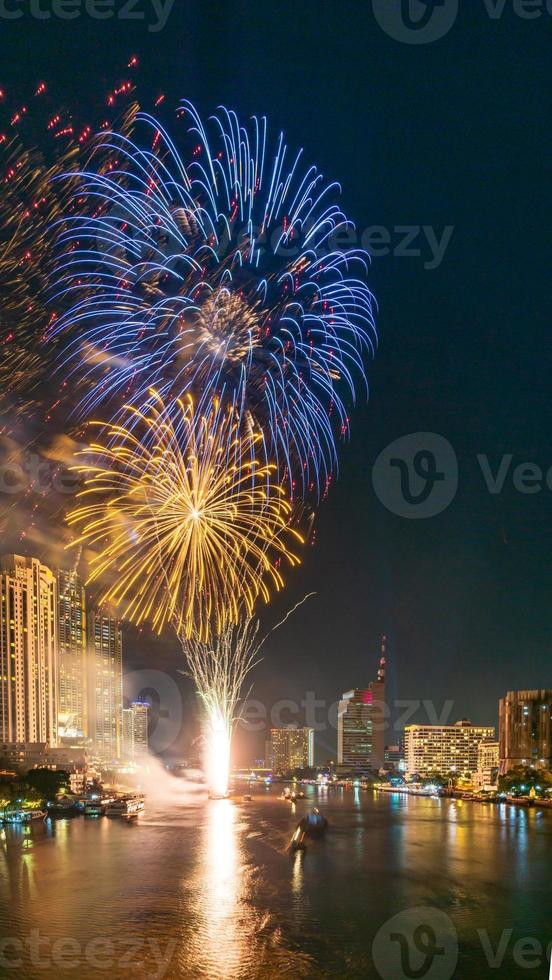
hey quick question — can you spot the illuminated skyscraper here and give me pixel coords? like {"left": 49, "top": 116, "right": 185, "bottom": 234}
{"left": 337, "top": 636, "right": 386, "bottom": 771}
{"left": 269, "top": 727, "right": 314, "bottom": 772}
{"left": 0, "top": 554, "right": 58, "bottom": 745}
{"left": 122, "top": 700, "right": 149, "bottom": 761}
{"left": 57, "top": 569, "right": 87, "bottom": 739}
{"left": 499, "top": 689, "right": 552, "bottom": 774}
{"left": 87, "top": 609, "right": 123, "bottom": 760}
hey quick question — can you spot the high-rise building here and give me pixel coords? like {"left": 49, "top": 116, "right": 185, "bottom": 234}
{"left": 404, "top": 720, "right": 495, "bottom": 778}
{"left": 337, "top": 636, "right": 387, "bottom": 772}
{"left": 269, "top": 727, "right": 314, "bottom": 772}
{"left": 499, "top": 690, "right": 552, "bottom": 775}
{"left": 0, "top": 554, "right": 58, "bottom": 745}
{"left": 87, "top": 608, "right": 123, "bottom": 760}
{"left": 122, "top": 701, "right": 149, "bottom": 761}
{"left": 57, "top": 569, "right": 87, "bottom": 740}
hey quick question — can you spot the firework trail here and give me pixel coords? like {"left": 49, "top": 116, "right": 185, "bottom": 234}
{"left": 181, "top": 594, "right": 315, "bottom": 795}
{"left": 182, "top": 618, "right": 263, "bottom": 795}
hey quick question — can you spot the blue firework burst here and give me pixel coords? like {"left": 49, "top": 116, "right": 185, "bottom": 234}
{"left": 52, "top": 103, "right": 376, "bottom": 498}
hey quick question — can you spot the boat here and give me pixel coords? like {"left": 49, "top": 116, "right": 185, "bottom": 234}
{"left": 208, "top": 790, "right": 229, "bottom": 800}
{"left": 242, "top": 794, "right": 252, "bottom": 802}
{"left": 289, "top": 825, "right": 307, "bottom": 852}
{"left": 46, "top": 800, "right": 79, "bottom": 818}
{"left": 84, "top": 796, "right": 114, "bottom": 816}
{"left": 106, "top": 796, "right": 144, "bottom": 819}
{"left": 3, "top": 808, "right": 46, "bottom": 823}
{"left": 299, "top": 808, "right": 328, "bottom": 838}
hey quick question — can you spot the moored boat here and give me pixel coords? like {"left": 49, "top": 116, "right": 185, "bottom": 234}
{"left": 46, "top": 800, "right": 79, "bottom": 817}
{"left": 105, "top": 796, "right": 144, "bottom": 818}
{"left": 84, "top": 796, "right": 115, "bottom": 816}
{"left": 3, "top": 808, "right": 46, "bottom": 823}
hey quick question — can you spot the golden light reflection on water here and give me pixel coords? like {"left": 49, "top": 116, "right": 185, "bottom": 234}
{"left": 292, "top": 850, "right": 303, "bottom": 895}
{"left": 185, "top": 799, "right": 248, "bottom": 979}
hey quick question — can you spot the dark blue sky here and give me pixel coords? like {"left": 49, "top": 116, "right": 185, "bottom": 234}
{"left": 1, "top": 1, "right": 550, "bottom": 761}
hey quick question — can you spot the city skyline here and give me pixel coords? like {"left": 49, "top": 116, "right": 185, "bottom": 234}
{"left": 2, "top": 544, "right": 546, "bottom": 780}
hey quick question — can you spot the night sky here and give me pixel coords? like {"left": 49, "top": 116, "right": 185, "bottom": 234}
{"left": 1, "top": 2, "right": 550, "bottom": 762}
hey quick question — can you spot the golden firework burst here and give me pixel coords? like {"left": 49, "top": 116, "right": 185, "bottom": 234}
{"left": 67, "top": 391, "right": 302, "bottom": 639}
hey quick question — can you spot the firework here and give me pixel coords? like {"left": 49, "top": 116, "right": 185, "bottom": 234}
{"left": 67, "top": 390, "right": 302, "bottom": 640}
{"left": 184, "top": 618, "right": 263, "bottom": 796}
{"left": 0, "top": 65, "right": 140, "bottom": 413}
{"left": 183, "top": 593, "right": 314, "bottom": 795}
{"left": 53, "top": 105, "right": 376, "bottom": 498}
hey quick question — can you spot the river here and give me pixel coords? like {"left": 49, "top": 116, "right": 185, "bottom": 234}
{"left": 0, "top": 784, "right": 550, "bottom": 979}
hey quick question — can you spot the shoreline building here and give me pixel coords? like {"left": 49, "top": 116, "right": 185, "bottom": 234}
{"left": 269, "top": 727, "right": 314, "bottom": 773}
{"left": 87, "top": 608, "right": 123, "bottom": 760}
{"left": 122, "top": 700, "right": 149, "bottom": 761}
{"left": 499, "top": 689, "right": 552, "bottom": 774}
{"left": 473, "top": 739, "right": 499, "bottom": 789}
{"left": 337, "top": 636, "right": 387, "bottom": 773}
{"left": 0, "top": 555, "right": 58, "bottom": 746}
{"left": 404, "top": 720, "right": 495, "bottom": 779}
{"left": 57, "top": 569, "right": 87, "bottom": 740}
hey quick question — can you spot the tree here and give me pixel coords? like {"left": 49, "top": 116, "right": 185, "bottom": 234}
{"left": 498, "top": 766, "right": 552, "bottom": 798}
{"left": 421, "top": 770, "right": 459, "bottom": 789}
{"left": 24, "top": 768, "right": 70, "bottom": 801}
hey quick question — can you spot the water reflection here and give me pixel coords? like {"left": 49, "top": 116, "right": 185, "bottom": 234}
{"left": 291, "top": 850, "right": 304, "bottom": 896}
{"left": 0, "top": 791, "right": 550, "bottom": 979}
{"left": 186, "top": 799, "right": 246, "bottom": 979}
